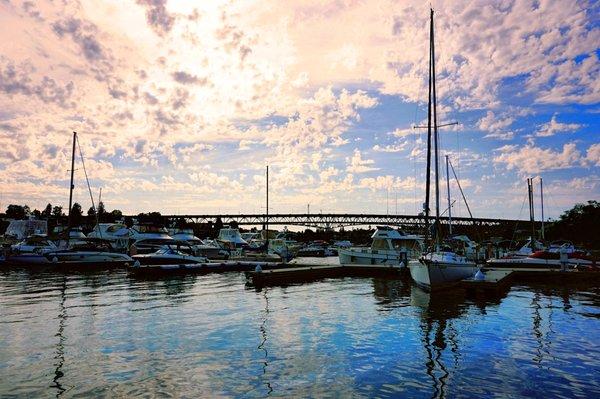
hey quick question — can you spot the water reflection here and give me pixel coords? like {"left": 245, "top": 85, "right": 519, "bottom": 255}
{"left": 51, "top": 276, "right": 67, "bottom": 397}
{"left": 257, "top": 288, "right": 273, "bottom": 395}
{"left": 1, "top": 270, "right": 599, "bottom": 398}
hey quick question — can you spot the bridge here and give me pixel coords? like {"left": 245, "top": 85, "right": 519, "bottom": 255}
{"left": 160, "top": 213, "right": 533, "bottom": 231}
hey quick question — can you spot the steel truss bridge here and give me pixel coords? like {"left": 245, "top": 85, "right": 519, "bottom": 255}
{"left": 160, "top": 213, "right": 532, "bottom": 230}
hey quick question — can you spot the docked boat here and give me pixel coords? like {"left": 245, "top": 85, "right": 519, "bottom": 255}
{"left": 132, "top": 241, "right": 208, "bottom": 265}
{"left": 88, "top": 223, "right": 130, "bottom": 249}
{"left": 130, "top": 224, "right": 173, "bottom": 241}
{"left": 297, "top": 242, "right": 335, "bottom": 257}
{"left": 217, "top": 228, "right": 249, "bottom": 249}
{"left": 407, "top": 10, "right": 477, "bottom": 290}
{"left": 3, "top": 238, "right": 133, "bottom": 268}
{"left": 339, "top": 226, "right": 422, "bottom": 266}
{"left": 10, "top": 235, "right": 58, "bottom": 253}
{"left": 485, "top": 241, "right": 597, "bottom": 272}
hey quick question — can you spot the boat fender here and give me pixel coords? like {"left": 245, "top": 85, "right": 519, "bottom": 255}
{"left": 133, "top": 260, "right": 141, "bottom": 268}
{"left": 255, "top": 265, "right": 262, "bottom": 273}
{"left": 399, "top": 261, "right": 405, "bottom": 268}
{"left": 52, "top": 256, "right": 58, "bottom": 263}
{"left": 474, "top": 269, "right": 485, "bottom": 281}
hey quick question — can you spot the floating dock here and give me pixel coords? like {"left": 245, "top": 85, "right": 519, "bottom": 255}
{"left": 246, "top": 263, "right": 405, "bottom": 286}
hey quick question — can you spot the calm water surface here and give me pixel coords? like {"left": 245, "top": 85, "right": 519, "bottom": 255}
{"left": 1, "top": 266, "right": 599, "bottom": 398}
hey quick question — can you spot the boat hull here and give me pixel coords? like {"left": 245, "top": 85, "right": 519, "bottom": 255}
{"left": 408, "top": 259, "right": 476, "bottom": 291}
{"left": 338, "top": 248, "right": 407, "bottom": 266}
{"left": 485, "top": 257, "right": 596, "bottom": 272}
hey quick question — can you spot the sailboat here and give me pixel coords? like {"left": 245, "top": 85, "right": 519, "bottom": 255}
{"left": 408, "top": 9, "right": 477, "bottom": 290}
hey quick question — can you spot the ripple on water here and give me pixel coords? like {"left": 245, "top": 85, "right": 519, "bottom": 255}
{"left": 1, "top": 270, "right": 600, "bottom": 397}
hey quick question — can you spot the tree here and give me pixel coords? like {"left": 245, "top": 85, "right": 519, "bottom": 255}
{"left": 5, "top": 204, "right": 27, "bottom": 220}
{"left": 69, "top": 203, "right": 83, "bottom": 227}
{"left": 97, "top": 201, "right": 106, "bottom": 221}
{"left": 42, "top": 203, "right": 52, "bottom": 219}
{"left": 124, "top": 216, "right": 134, "bottom": 229}
{"left": 52, "top": 206, "right": 64, "bottom": 218}
{"left": 546, "top": 200, "right": 600, "bottom": 249}
{"left": 87, "top": 206, "right": 97, "bottom": 218}
{"left": 32, "top": 209, "right": 41, "bottom": 218}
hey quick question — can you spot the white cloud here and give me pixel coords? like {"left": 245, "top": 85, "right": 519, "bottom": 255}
{"left": 346, "top": 149, "right": 379, "bottom": 173}
{"left": 535, "top": 115, "right": 582, "bottom": 137}
{"left": 493, "top": 142, "right": 582, "bottom": 174}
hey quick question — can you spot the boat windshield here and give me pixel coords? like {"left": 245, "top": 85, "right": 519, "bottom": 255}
{"left": 391, "top": 239, "right": 420, "bottom": 250}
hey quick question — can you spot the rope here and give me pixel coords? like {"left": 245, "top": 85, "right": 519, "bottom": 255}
{"left": 76, "top": 136, "right": 102, "bottom": 239}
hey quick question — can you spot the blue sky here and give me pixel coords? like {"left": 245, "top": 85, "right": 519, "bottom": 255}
{"left": 0, "top": 0, "right": 598, "bottom": 219}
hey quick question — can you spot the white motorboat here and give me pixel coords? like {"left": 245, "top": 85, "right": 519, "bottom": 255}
{"left": 11, "top": 235, "right": 58, "bottom": 254}
{"left": 338, "top": 226, "right": 422, "bottom": 266}
{"left": 217, "top": 228, "right": 249, "bottom": 248}
{"left": 4, "top": 238, "right": 133, "bottom": 267}
{"left": 407, "top": 10, "right": 477, "bottom": 290}
{"left": 130, "top": 224, "right": 173, "bottom": 241}
{"left": 132, "top": 242, "right": 208, "bottom": 265}
{"left": 88, "top": 223, "right": 130, "bottom": 249}
{"left": 3, "top": 220, "right": 48, "bottom": 241}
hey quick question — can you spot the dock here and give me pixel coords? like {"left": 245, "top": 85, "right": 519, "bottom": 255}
{"left": 246, "top": 263, "right": 405, "bottom": 286}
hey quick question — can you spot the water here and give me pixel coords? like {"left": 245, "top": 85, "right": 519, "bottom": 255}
{"left": 1, "top": 268, "right": 599, "bottom": 398}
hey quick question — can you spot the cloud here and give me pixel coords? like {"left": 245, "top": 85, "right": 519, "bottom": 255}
{"left": 172, "top": 71, "right": 209, "bottom": 85}
{"left": 535, "top": 115, "right": 582, "bottom": 137}
{"left": 346, "top": 149, "right": 378, "bottom": 173}
{"left": 586, "top": 143, "right": 600, "bottom": 167}
{"left": 493, "top": 142, "right": 582, "bottom": 173}
{"left": 478, "top": 111, "right": 514, "bottom": 140}
{"left": 0, "top": 57, "right": 75, "bottom": 108}
{"left": 136, "top": 0, "right": 175, "bottom": 36}
{"left": 372, "top": 143, "right": 408, "bottom": 153}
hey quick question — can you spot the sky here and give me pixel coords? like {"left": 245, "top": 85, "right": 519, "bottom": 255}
{"left": 0, "top": 0, "right": 598, "bottom": 220}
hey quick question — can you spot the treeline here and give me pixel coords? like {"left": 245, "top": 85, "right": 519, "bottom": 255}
{"left": 546, "top": 200, "right": 600, "bottom": 249}
{"left": 1, "top": 202, "right": 125, "bottom": 232}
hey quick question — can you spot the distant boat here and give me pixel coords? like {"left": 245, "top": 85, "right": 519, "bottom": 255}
{"left": 408, "top": 10, "right": 476, "bottom": 290}
{"left": 132, "top": 241, "right": 208, "bottom": 265}
{"left": 338, "top": 226, "right": 422, "bottom": 266}
{"left": 217, "top": 228, "right": 249, "bottom": 249}
{"left": 130, "top": 224, "right": 173, "bottom": 241}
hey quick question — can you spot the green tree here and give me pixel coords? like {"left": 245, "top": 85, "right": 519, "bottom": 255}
{"left": 547, "top": 200, "right": 600, "bottom": 249}
{"left": 52, "top": 206, "right": 64, "bottom": 218}
{"left": 42, "top": 203, "right": 52, "bottom": 219}
{"left": 5, "top": 204, "right": 27, "bottom": 220}
{"left": 69, "top": 203, "right": 83, "bottom": 227}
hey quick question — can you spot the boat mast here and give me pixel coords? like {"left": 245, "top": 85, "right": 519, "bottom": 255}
{"left": 527, "top": 177, "right": 535, "bottom": 244}
{"left": 446, "top": 154, "right": 452, "bottom": 235}
{"left": 265, "top": 165, "right": 269, "bottom": 248}
{"left": 67, "top": 131, "right": 77, "bottom": 234}
{"left": 540, "top": 177, "right": 545, "bottom": 241}
{"left": 431, "top": 8, "right": 441, "bottom": 249}
{"left": 424, "top": 9, "right": 434, "bottom": 244}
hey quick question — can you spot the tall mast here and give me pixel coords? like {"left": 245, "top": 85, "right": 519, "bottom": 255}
{"left": 265, "top": 165, "right": 269, "bottom": 246}
{"left": 67, "top": 131, "right": 77, "bottom": 231}
{"left": 424, "top": 8, "right": 434, "bottom": 244}
{"left": 540, "top": 177, "right": 545, "bottom": 241}
{"left": 446, "top": 154, "right": 452, "bottom": 235}
{"left": 431, "top": 8, "right": 440, "bottom": 249}
{"left": 527, "top": 178, "right": 535, "bottom": 243}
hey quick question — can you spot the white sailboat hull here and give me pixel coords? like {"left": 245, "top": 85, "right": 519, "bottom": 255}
{"left": 408, "top": 257, "right": 476, "bottom": 291}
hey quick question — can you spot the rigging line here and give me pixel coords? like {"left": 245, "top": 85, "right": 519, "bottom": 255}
{"left": 448, "top": 158, "right": 481, "bottom": 241}
{"left": 76, "top": 136, "right": 101, "bottom": 238}
{"left": 511, "top": 190, "right": 529, "bottom": 248}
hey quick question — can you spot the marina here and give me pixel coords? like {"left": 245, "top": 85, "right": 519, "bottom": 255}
{"left": 1, "top": 1, "right": 599, "bottom": 397}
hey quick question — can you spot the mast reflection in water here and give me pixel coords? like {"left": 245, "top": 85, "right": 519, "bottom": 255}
{"left": 0, "top": 270, "right": 599, "bottom": 398}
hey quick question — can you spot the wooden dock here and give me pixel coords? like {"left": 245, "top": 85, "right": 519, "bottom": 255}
{"left": 246, "top": 263, "right": 405, "bottom": 286}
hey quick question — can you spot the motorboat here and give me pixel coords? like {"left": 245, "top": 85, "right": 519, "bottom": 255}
{"left": 132, "top": 241, "right": 208, "bottom": 265}
{"left": 217, "top": 228, "right": 249, "bottom": 248}
{"left": 3, "top": 238, "right": 133, "bottom": 268}
{"left": 169, "top": 229, "right": 203, "bottom": 245}
{"left": 485, "top": 241, "right": 597, "bottom": 271}
{"left": 3, "top": 219, "right": 48, "bottom": 241}
{"left": 338, "top": 226, "right": 423, "bottom": 266}
{"left": 129, "top": 238, "right": 179, "bottom": 255}
{"left": 130, "top": 224, "right": 173, "bottom": 241}
{"left": 11, "top": 235, "right": 58, "bottom": 253}
{"left": 297, "top": 242, "right": 335, "bottom": 257}
{"left": 88, "top": 223, "right": 130, "bottom": 249}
